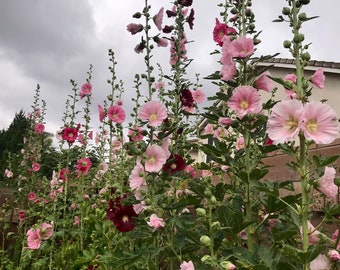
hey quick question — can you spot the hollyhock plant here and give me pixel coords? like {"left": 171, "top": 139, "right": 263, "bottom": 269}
{"left": 255, "top": 71, "right": 273, "bottom": 92}
{"left": 144, "top": 144, "right": 167, "bottom": 172}
{"left": 311, "top": 68, "right": 325, "bottom": 89}
{"left": 107, "top": 105, "right": 126, "bottom": 123}
{"left": 267, "top": 99, "right": 304, "bottom": 144}
{"left": 301, "top": 101, "right": 339, "bottom": 144}
{"left": 229, "top": 36, "right": 254, "bottom": 58}
{"left": 80, "top": 82, "right": 92, "bottom": 99}
{"left": 26, "top": 228, "right": 42, "bottom": 250}
{"left": 138, "top": 100, "right": 167, "bottom": 127}
{"left": 180, "top": 260, "right": 195, "bottom": 270}
{"left": 227, "top": 85, "right": 261, "bottom": 118}
{"left": 317, "top": 166, "right": 338, "bottom": 198}
{"left": 147, "top": 214, "right": 165, "bottom": 230}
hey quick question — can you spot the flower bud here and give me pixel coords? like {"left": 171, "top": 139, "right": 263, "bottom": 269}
{"left": 211, "top": 221, "right": 221, "bottom": 230}
{"left": 204, "top": 188, "right": 212, "bottom": 198}
{"left": 220, "top": 261, "right": 237, "bottom": 270}
{"left": 298, "top": 13, "right": 307, "bottom": 21}
{"left": 200, "top": 235, "right": 211, "bottom": 246}
{"left": 201, "top": 255, "right": 213, "bottom": 265}
{"left": 301, "top": 52, "right": 311, "bottom": 61}
{"left": 293, "top": 33, "right": 305, "bottom": 43}
{"left": 300, "top": 0, "right": 310, "bottom": 4}
{"left": 210, "top": 195, "right": 217, "bottom": 205}
{"left": 230, "top": 8, "right": 238, "bottom": 15}
{"left": 196, "top": 207, "right": 206, "bottom": 217}
{"left": 132, "top": 12, "right": 142, "bottom": 18}
{"left": 282, "top": 7, "right": 290, "bottom": 15}
{"left": 283, "top": 40, "right": 291, "bottom": 48}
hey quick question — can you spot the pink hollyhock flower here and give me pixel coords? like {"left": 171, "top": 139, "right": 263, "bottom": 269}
{"left": 170, "top": 35, "right": 187, "bottom": 65}
{"left": 40, "top": 223, "right": 53, "bottom": 240}
{"left": 133, "top": 201, "right": 147, "bottom": 214}
{"left": 213, "top": 18, "right": 230, "bottom": 46}
{"left": 329, "top": 249, "right": 340, "bottom": 261}
{"left": 191, "top": 89, "right": 206, "bottom": 104}
{"left": 34, "top": 123, "right": 45, "bottom": 134}
{"left": 34, "top": 108, "right": 41, "bottom": 118}
{"left": 229, "top": 36, "right": 254, "bottom": 58}
{"left": 255, "top": 71, "right": 273, "bottom": 92}
{"left": 62, "top": 127, "right": 78, "bottom": 143}
{"left": 221, "top": 261, "right": 236, "bottom": 270}
{"left": 218, "top": 117, "right": 232, "bottom": 127}
{"left": 285, "top": 89, "right": 297, "bottom": 99}
{"left": 127, "top": 23, "right": 143, "bottom": 35}
{"left": 204, "top": 123, "right": 214, "bottom": 135}
{"left": 284, "top": 73, "right": 297, "bottom": 83}
{"left": 317, "top": 166, "right": 338, "bottom": 198}
{"left": 332, "top": 229, "right": 340, "bottom": 249}
{"left": 227, "top": 85, "right": 261, "bottom": 118}
{"left": 115, "top": 99, "right": 123, "bottom": 106}
{"left": 98, "top": 162, "right": 109, "bottom": 175}
{"left": 311, "top": 68, "right": 325, "bottom": 89}
{"left": 128, "top": 126, "right": 144, "bottom": 142}
{"left": 73, "top": 216, "right": 79, "bottom": 225}
{"left": 144, "top": 144, "right": 167, "bottom": 172}
{"left": 76, "top": 157, "right": 92, "bottom": 174}
{"left": 301, "top": 101, "right": 339, "bottom": 144}
{"left": 5, "top": 169, "right": 13, "bottom": 178}
{"left": 112, "top": 137, "right": 123, "bottom": 151}
{"left": 107, "top": 105, "right": 126, "bottom": 123}
{"left": 185, "top": 165, "right": 196, "bottom": 177}
{"left": 129, "top": 162, "right": 146, "bottom": 191}
{"left": 138, "top": 100, "right": 167, "bottom": 127}
{"left": 154, "top": 36, "right": 168, "bottom": 47}
{"left": 59, "top": 168, "right": 70, "bottom": 182}
{"left": 18, "top": 210, "right": 26, "bottom": 222}
{"left": 236, "top": 136, "right": 245, "bottom": 150}
{"left": 26, "top": 228, "right": 42, "bottom": 249}
{"left": 98, "top": 104, "right": 106, "bottom": 122}
{"left": 310, "top": 254, "right": 330, "bottom": 270}
{"left": 80, "top": 82, "right": 92, "bottom": 98}
{"left": 32, "top": 163, "right": 40, "bottom": 172}
{"left": 154, "top": 81, "right": 165, "bottom": 90}
{"left": 153, "top": 7, "right": 164, "bottom": 31}
{"left": 214, "top": 126, "right": 228, "bottom": 141}
{"left": 220, "top": 36, "right": 237, "bottom": 81}
{"left": 28, "top": 192, "right": 37, "bottom": 201}
{"left": 267, "top": 99, "right": 304, "bottom": 144}
{"left": 300, "top": 220, "right": 320, "bottom": 244}
{"left": 147, "top": 214, "right": 165, "bottom": 230}
{"left": 180, "top": 260, "right": 195, "bottom": 270}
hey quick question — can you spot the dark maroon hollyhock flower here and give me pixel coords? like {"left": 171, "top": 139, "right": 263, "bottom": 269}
{"left": 187, "top": 9, "right": 195, "bottom": 30}
{"left": 163, "top": 25, "right": 174, "bottom": 33}
{"left": 163, "top": 154, "right": 186, "bottom": 174}
{"left": 106, "top": 197, "right": 138, "bottom": 233}
{"left": 180, "top": 89, "right": 194, "bottom": 107}
{"left": 178, "top": 0, "right": 193, "bottom": 7}
{"left": 166, "top": 10, "right": 176, "bottom": 18}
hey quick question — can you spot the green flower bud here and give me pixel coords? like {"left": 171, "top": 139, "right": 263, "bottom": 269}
{"left": 298, "top": 12, "right": 307, "bottom": 21}
{"left": 220, "top": 261, "right": 237, "bottom": 270}
{"left": 196, "top": 207, "right": 206, "bottom": 217}
{"left": 301, "top": 52, "right": 311, "bottom": 61}
{"left": 230, "top": 8, "right": 238, "bottom": 15}
{"left": 201, "top": 255, "right": 213, "bottom": 265}
{"left": 293, "top": 33, "right": 305, "bottom": 43}
{"left": 282, "top": 7, "right": 290, "bottom": 15}
{"left": 132, "top": 12, "right": 142, "bottom": 19}
{"left": 284, "top": 80, "right": 294, "bottom": 90}
{"left": 283, "top": 40, "right": 291, "bottom": 48}
{"left": 300, "top": 0, "right": 310, "bottom": 4}
{"left": 248, "top": 23, "right": 255, "bottom": 31}
{"left": 211, "top": 221, "right": 221, "bottom": 230}
{"left": 210, "top": 195, "right": 217, "bottom": 205}
{"left": 204, "top": 188, "right": 212, "bottom": 198}
{"left": 200, "top": 235, "right": 211, "bottom": 246}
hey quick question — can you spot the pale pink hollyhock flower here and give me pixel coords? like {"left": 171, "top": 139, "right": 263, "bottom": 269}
{"left": 267, "top": 99, "right": 304, "bottom": 144}
{"left": 301, "top": 101, "right": 339, "bottom": 145}
{"left": 55, "top": 130, "right": 63, "bottom": 140}
{"left": 201, "top": 170, "right": 212, "bottom": 178}
{"left": 227, "top": 85, "right": 261, "bottom": 118}
{"left": 129, "top": 162, "right": 146, "bottom": 191}
{"left": 133, "top": 201, "right": 147, "bottom": 214}
{"left": 318, "top": 166, "right": 338, "bottom": 198}
{"left": 80, "top": 82, "right": 92, "bottom": 98}
{"left": 154, "top": 81, "right": 165, "bottom": 90}
{"left": 5, "top": 169, "right": 13, "bottom": 178}
{"left": 236, "top": 136, "right": 245, "bottom": 150}
{"left": 26, "top": 228, "right": 42, "bottom": 249}
{"left": 204, "top": 123, "right": 214, "bottom": 135}
{"left": 40, "top": 223, "right": 53, "bottom": 240}
{"left": 155, "top": 37, "right": 168, "bottom": 47}
{"left": 220, "top": 39, "right": 237, "bottom": 81}
{"left": 112, "top": 138, "right": 123, "bottom": 151}
{"left": 98, "top": 162, "right": 109, "bottom": 175}
{"left": 311, "top": 68, "right": 325, "bottom": 89}
{"left": 329, "top": 249, "right": 340, "bottom": 261}
{"left": 34, "top": 123, "right": 45, "bottom": 134}
{"left": 98, "top": 104, "right": 105, "bottom": 122}
{"left": 285, "top": 89, "right": 297, "bottom": 99}
{"left": 73, "top": 216, "right": 79, "bottom": 226}
{"left": 144, "top": 144, "right": 167, "bottom": 172}
{"left": 229, "top": 36, "right": 254, "bottom": 58}
{"left": 83, "top": 194, "right": 90, "bottom": 200}
{"left": 255, "top": 71, "right": 273, "bottom": 92}
{"left": 32, "top": 163, "right": 40, "bottom": 172}
{"left": 34, "top": 107, "right": 41, "bottom": 118}
{"left": 180, "top": 260, "right": 195, "bottom": 270}
{"left": 310, "top": 254, "right": 330, "bottom": 270}
{"left": 107, "top": 105, "right": 126, "bottom": 123}
{"left": 214, "top": 127, "right": 228, "bottom": 141}
{"left": 147, "top": 214, "right": 165, "bottom": 230}
{"left": 161, "top": 136, "right": 171, "bottom": 159}
{"left": 153, "top": 7, "right": 164, "bottom": 31}
{"left": 191, "top": 89, "right": 206, "bottom": 104}
{"left": 239, "top": 229, "right": 247, "bottom": 240}
{"left": 138, "top": 100, "right": 167, "bottom": 127}
{"left": 218, "top": 117, "right": 232, "bottom": 127}
{"left": 185, "top": 165, "right": 196, "bottom": 177}
{"left": 28, "top": 192, "right": 37, "bottom": 201}
{"left": 127, "top": 23, "right": 143, "bottom": 34}
{"left": 332, "top": 229, "right": 340, "bottom": 249}
{"left": 284, "top": 73, "right": 297, "bottom": 83}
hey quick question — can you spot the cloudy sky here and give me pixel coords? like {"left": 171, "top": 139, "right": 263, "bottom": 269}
{"left": 0, "top": 0, "right": 339, "bottom": 135}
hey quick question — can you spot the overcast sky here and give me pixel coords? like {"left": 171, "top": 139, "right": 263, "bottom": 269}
{"left": 0, "top": 0, "right": 339, "bottom": 135}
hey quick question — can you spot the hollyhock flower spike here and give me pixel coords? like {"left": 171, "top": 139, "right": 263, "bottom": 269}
{"left": 180, "top": 260, "right": 195, "bottom": 270}
{"left": 311, "top": 68, "right": 325, "bottom": 89}
{"left": 138, "top": 100, "right": 167, "bottom": 127}
{"left": 301, "top": 101, "right": 339, "bottom": 145}
{"left": 227, "top": 85, "right": 261, "bottom": 118}
{"left": 317, "top": 166, "right": 338, "bottom": 198}
{"left": 267, "top": 99, "right": 304, "bottom": 144}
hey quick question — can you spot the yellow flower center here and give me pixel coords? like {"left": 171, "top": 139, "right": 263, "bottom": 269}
{"left": 239, "top": 100, "right": 249, "bottom": 109}
{"left": 306, "top": 119, "right": 318, "bottom": 132}
{"left": 149, "top": 113, "right": 157, "bottom": 122}
{"left": 171, "top": 163, "right": 177, "bottom": 170}
{"left": 286, "top": 116, "right": 298, "bottom": 131}
{"left": 122, "top": 215, "right": 129, "bottom": 223}
{"left": 147, "top": 155, "right": 156, "bottom": 164}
